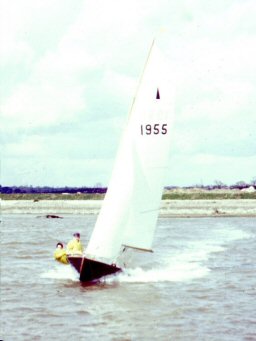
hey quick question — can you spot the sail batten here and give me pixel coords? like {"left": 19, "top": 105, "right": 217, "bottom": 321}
{"left": 85, "top": 42, "right": 174, "bottom": 262}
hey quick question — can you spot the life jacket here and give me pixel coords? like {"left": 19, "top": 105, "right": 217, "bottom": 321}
{"left": 66, "top": 239, "right": 84, "bottom": 254}
{"left": 54, "top": 248, "right": 69, "bottom": 264}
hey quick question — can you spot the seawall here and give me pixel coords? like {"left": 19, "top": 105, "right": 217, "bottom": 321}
{"left": 1, "top": 199, "right": 256, "bottom": 217}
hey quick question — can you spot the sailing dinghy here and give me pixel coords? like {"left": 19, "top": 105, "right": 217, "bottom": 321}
{"left": 68, "top": 40, "right": 174, "bottom": 283}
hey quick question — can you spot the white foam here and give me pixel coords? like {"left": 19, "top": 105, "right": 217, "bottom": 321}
{"left": 215, "top": 228, "right": 252, "bottom": 242}
{"left": 40, "top": 265, "right": 79, "bottom": 281}
{"left": 106, "top": 228, "right": 250, "bottom": 285}
{"left": 175, "top": 244, "right": 224, "bottom": 264}
{"left": 106, "top": 246, "right": 212, "bottom": 284}
{"left": 105, "top": 261, "right": 209, "bottom": 284}
{"left": 181, "top": 228, "right": 252, "bottom": 264}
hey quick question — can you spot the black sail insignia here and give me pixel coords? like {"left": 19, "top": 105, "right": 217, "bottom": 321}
{"left": 156, "top": 88, "right": 160, "bottom": 99}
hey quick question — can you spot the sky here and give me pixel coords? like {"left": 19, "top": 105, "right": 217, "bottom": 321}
{"left": 1, "top": 0, "right": 256, "bottom": 187}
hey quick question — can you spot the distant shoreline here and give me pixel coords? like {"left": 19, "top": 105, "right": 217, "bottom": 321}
{"left": 1, "top": 187, "right": 256, "bottom": 201}
{"left": 2, "top": 199, "right": 256, "bottom": 217}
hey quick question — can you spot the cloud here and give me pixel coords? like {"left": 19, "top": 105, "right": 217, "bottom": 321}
{"left": 2, "top": 156, "right": 114, "bottom": 187}
{"left": 1, "top": 0, "right": 256, "bottom": 186}
{"left": 1, "top": 82, "right": 86, "bottom": 130}
{"left": 2, "top": 135, "right": 46, "bottom": 158}
{"left": 0, "top": 0, "right": 148, "bottom": 132}
{"left": 168, "top": 154, "right": 256, "bottom": 186}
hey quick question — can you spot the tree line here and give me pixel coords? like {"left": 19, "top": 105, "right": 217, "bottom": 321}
{"left": 0, "top": 186, "right": 107, "bottom": 194}
{"left": 1, "top": 178, "right": 255, "bottom": 195}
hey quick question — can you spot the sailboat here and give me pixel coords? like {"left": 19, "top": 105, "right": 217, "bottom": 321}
{"left": 68, "top": 40, "right": 174, "bottom": 283}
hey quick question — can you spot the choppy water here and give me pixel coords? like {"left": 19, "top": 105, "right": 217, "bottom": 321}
{"left": 1, "top": 215, "right": 255, "bottom": 341}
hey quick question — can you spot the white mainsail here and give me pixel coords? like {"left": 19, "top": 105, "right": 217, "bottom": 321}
{"left": 85, "top": 41, "right": 174, "bottom": 262}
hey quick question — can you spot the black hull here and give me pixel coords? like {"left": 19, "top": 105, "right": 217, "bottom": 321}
{"left": 67, "top": 256, "right": 122, "bottom": 282}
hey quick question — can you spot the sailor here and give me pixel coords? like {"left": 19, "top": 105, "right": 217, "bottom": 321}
{"left": 54, "top": 242, "right": 68, "bottom": 264}
{"left": 67, "top": 232, "right": 84, "bottom": 255}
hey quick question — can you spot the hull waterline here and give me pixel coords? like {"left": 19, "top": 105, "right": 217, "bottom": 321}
{"left": 68, "top": 256, "right": 122, "bottom": 282}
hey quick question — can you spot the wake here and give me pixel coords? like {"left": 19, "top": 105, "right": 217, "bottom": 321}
{"left": 40, "top": 264, "right": 79, "bottom": 281}
{"left": 106, "top": 227, "right": 251, "bottom": 284}
{"left": 111, "top": 263, "right": 209, "bottom": 284}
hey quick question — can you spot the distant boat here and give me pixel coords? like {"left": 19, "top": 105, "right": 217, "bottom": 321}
{"left": 68, "top": 40, "right": 174, "bottom": 283}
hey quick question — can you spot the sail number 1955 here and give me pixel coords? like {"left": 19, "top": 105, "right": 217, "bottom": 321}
{"left": 140, "top": 123, "right": 168, "bottom": 135}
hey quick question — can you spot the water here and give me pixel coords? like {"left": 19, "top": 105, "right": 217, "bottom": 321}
{"left": 1, "top": 215, "right": 256, "bottom": 340}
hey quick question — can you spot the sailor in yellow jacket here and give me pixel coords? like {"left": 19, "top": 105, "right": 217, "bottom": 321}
{"left": 54, "top": 242, "right": 69, "bottom": 264}
{"left": 67, "top": 232, "right": 84, "bottom": 255}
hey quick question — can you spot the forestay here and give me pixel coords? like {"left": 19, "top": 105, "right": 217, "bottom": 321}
{"left": 85, "top": 41, "right": 174, "bottom": 262}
